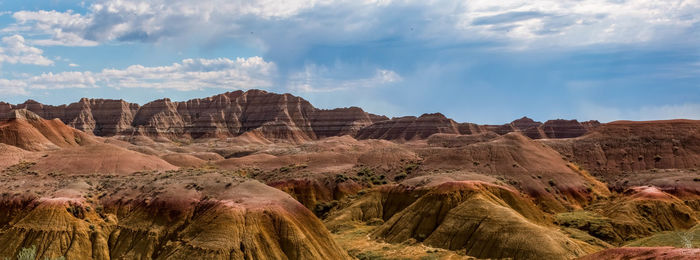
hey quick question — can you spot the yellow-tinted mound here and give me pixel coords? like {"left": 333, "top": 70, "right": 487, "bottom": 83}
{"left": 328, "top": 176, "right": 600, "bottom": 259}
{"left": 0, "top": 171, "right": 349, "bottom": 260}
{"left": 557, "top": 186, "right": 698, "bottom": 244}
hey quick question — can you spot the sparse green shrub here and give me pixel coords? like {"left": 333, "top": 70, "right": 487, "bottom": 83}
{"left": 16, "top": 245, "right": 36, "bottom": 260}
{"left": 404, "top": 163, "right": 419, "bottom": 173}
{"left": 548, "top": 179, "right": 556, "bottom": 186}
{"left": 357, "top": 167, "right": 373, "bottom": 176}
{"left": 313, "top": 200, "right": 339, "bottom": 218}
{"left": 334, "top": 174, "right": 349, "bottom": 183}
{"left": 12, "top": 246, "right": 66, "bottom": 260}
{"left": 394, "top": 172, "right": 408, "bottom": 181}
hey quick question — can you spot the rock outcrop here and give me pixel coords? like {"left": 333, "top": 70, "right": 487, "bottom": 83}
{"left": 358, "top": 115, "right": 599, "bottom": 141}
{"left": 0, "top": 171, "right": 350, "bottom": 260}
{"left": 541, "top": 119, "right": 700, "bottom": 175}
{"left": 355, "top": 113, "right": 462, "bottom": 141}
{"left": 0, "top": 109, "right": 94, "bottom": 151}
{"left": 483, "top": 117, "right": 600, "bottom": 139}
{"left": 418, "top": 132, "right": 611, "bottom": 212}
{"left": 577, "top": 247, "right": 700, "bottom": 260}
{"left": 3, "top": 90, "right": 602, "bottom": 142}
{"left": 13, "top": 98, "right": 139, "bottom": 136}
{"left": 6, "top": 90, "right": 386, "bottom": 142}
{"left": 541, "top": 119, "right": 600, "bottom": 139}
{"left": 327, "top": 178, "right": 596, "bottom": 259}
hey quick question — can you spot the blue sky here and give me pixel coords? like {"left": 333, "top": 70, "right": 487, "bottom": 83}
{"left": 0, "top": 0, "right": 698, "bottom": 124}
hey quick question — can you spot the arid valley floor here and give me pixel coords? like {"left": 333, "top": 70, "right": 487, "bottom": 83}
{"left": 1, "top": 90, "right": 699, "bottom": 259}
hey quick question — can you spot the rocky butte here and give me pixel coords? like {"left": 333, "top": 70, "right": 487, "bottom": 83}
{"left": 1, "top": 89, "right": 598, "bottom": 143}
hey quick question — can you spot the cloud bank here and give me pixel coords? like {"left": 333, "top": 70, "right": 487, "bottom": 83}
{"left": 7, "top": 0, "right": 699, "bottom": 50}
{"left": 0, "top": 56, "right": 276, "bottom": 94}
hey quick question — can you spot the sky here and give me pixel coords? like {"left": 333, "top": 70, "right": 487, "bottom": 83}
{"left": 0, "top": 0, "right": 698, "bottom": 124}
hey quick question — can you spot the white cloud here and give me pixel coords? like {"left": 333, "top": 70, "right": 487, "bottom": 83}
{"left": 6, "top": 0, "right": 698, "bottom": 49}
{"left": 458, "top": 0, "right": 700, "bottom": 48}
{"left": 0, "top": 78, "right": 29, "bottom": 95}
{"left": 99, "top": 57, "right": 275, "bottom": 90}
{"left": 288, "top": 65, "right": 401, "bottom": 92}
{"left": 0, "top": 56, "right": 276, "bottom": 95}
{"left": 12, "top": 10, "right": 97, "bottom": 46}
{"left": 0, "top": 35, "right": 53, "bottom": 65}
{"left": 68, "top": 63, "right": 79, "bottom": 67}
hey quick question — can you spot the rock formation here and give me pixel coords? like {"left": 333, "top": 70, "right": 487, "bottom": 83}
{"left": 541, "top": 119, "right": 700, "bottom": 175}
{"left": 0, "top": 171, "right": 350, "bottom": 260}
{"left": 3, "top": 90, "right": 602, "bottom": 142}
{"left": 326, "top": 178, "right": 597, "bottom": 259}
{"left": 5, "top": 90, "right": 386, "bottom": 142}
{"left": 0, "top": 109, "right": 94, "bottom": 151}
{"left": 419, "top": 132, "right": 611, "bottom": 211}
{"left": 482, "top": 117, "right": 600, "bottom": 139}
{"left": 355, "top": 113, "right": 462, "bottom": 141}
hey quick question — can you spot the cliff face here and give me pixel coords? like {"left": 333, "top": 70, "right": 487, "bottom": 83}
{"left": 482, "top": 117, "right": 599, "bottom": 139}
{"left": 355, "top": 113, "right": 461, "bottom": 141}
{"left": 6, "top": 90, "right": 384, "bottom": 142}
{"left": 3, "top": 90, "right": 598, "bottom": 142}
{"left": 362, "top": 115, "right": 600, "bottom": 141}
{"left": 12, "top": 99, "right": 139, "bottom": 136}
{"left": 542, "top": 119, "right": 700, "bottom": 175}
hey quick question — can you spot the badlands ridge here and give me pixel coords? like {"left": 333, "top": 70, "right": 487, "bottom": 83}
{"left": 0, "top": 89, "right": 699, "bottom": 259}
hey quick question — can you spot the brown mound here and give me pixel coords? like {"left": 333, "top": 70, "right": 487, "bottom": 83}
{"left": 160, "top": 153, "right": 207, "bottom": 167}
{"left": 30, "top": 143, "right": 178, "bottom": 175}
{"left": 426, "top": 132, "right": 499, "bottom": 147}
{"left": 191, "top": 152, "right": 225, "bottom": 161}
{"left": 0, "top": 109, "right": 94, "bottom": 151}
{"left": 0, "top": 170, "right": 350, "bottom": 260}
{"left": 0, "top": 144, "right": 32, "bottom": 169}
{"left": 419, "top": 132, "right": 610, "bottom": 212}
{"left": 577, "top": 247, "right": 700, "bottom": 260}
{"left": 542, "top": 119, "right": 700, "bottom": 176}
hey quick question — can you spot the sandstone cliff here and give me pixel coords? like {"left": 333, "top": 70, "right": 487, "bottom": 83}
{"left": 355, "top": 113, "right": 462, "bottom": 141}
{"left": 6, "top": 90, "right": 386, "bottom": 142}
{"left": 3, "top": 90, "right": 599, "bottom": 142}
{"left": 541, "top": 119, "right": 700, "bottom": 175}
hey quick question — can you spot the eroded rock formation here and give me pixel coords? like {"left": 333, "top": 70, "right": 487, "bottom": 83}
{"left": 5, "top": 90, "right": 386, "bottom": 142}
{"left": 4, "top": 91, "right": 599, "bottom": 142}
{"left": 0, "top": 171, "right": 350, "bottom": 260}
